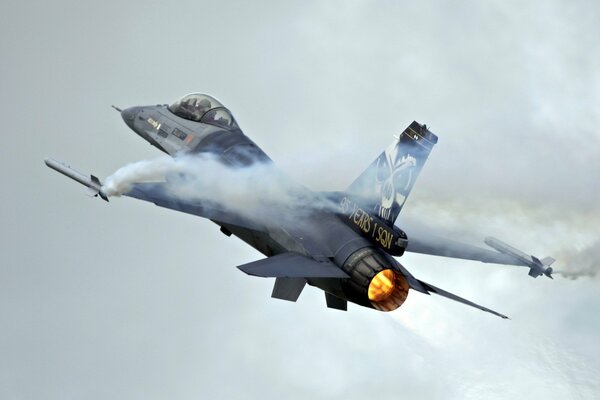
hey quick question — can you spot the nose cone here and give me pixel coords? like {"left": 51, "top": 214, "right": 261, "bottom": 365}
{"left": 121, "top": 107, "right": 141, "bottom": 130}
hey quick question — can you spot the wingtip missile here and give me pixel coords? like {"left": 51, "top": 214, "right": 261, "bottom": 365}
{"left": 44, "top": 158, "right": 108, "bottom": 202}
{"left": 484, "top": 237, "right": 554, "bottom": 279}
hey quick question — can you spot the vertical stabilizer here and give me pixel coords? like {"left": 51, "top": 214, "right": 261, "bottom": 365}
{"left": 346, "top": 121, "right": 438, "bottom": 225}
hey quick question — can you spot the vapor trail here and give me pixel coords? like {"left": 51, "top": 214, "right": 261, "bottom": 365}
{"left": 554, "top": 239, "right": 600, "bottom": 280}
{"left": 102, "top": 154, "right": 340, "bottom": 227}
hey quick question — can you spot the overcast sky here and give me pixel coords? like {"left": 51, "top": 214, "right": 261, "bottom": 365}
{"left": 1, "top": 1, "right": 599, "bottom": 399}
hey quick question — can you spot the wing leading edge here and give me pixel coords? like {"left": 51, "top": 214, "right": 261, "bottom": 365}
{"left": 405, "top": 231, "right": 524, "bottom": 266}
{"left": 404, "top": 226, "right": 557, "bottom": 279}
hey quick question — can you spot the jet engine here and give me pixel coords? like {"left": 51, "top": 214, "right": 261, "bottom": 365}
{"left": 340, "top": 247, "right": 409, "bottom": 311}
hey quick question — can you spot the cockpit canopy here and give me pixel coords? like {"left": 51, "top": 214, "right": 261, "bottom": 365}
{"left": 168, "top": 93, "right": 239, "bottom": 130}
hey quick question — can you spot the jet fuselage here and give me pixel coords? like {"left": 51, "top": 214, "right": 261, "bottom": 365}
{"left": 119, "top": 96, "right": 414, "bottom": 311}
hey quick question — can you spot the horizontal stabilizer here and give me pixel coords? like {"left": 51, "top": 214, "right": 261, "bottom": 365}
{"left": 418, "top": 279, "right": 509, "bottom": 319}
{"left": 237, "top": 252, "right": 349, "bottom": 278}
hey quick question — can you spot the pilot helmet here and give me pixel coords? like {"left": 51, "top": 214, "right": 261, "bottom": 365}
{"left": 197, "top": 99, "right": 211, "bottom": 110}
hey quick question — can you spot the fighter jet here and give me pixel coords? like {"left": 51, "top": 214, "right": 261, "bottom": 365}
{"left": 45, "top": 93, "right": 559, "bottom": 319}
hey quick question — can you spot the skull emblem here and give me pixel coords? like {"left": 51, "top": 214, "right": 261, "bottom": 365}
{"left": 375, "top": 145, "right": 416, "bottom": 213}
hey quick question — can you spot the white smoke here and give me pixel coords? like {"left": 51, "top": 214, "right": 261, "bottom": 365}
{"left": 102, "top": 154, "right": 340, "bottom": 227}
{"left": 554, "top": 239, "right": 600, "bottom": 280}
{"left": 103, "top": 156, "right": 178, "bottom": 196}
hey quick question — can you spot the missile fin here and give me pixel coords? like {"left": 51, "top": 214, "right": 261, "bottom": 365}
{"left": 85, "top": 186, "right": 99, "bottom": 197}
{"left": 541, "top": 257, "right": 556, "bottom": 266}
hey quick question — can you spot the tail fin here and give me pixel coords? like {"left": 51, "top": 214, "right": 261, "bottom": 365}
{"left": 346, "top": 121, "right": 438, "bottom": 225}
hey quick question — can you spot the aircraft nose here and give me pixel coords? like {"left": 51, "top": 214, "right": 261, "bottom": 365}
{"left": 121, "top": 107, "right": 141, "bottom": 130}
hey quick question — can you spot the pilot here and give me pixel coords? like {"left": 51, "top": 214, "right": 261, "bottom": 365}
{"left": 178, "top": 98, "right": 195, "bottom": 118}
{"left": 192, "top": 98, "right": 212, "bottom": 120}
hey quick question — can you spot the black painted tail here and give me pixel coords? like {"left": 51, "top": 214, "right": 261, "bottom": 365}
{"left": 346, "top": 121, "right": 438, "bottom": 225}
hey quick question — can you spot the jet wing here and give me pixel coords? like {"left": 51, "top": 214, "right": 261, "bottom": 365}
{"left": 401, "top": 221, "right": 557, "bottom": 279}
{"left": 237, "top": 252, "right": 350, "bottom": 278}
{"left": 405, "top": 232, "right": 524, "bottom": 266}
{"left": 126, "top": 183, "right": 340, "bottom": 260}
{"left": 416, "top": 279, "right": 509, "bottom": 319}
{"left": 125, "top": 182, "right": 263, "bottom": 231}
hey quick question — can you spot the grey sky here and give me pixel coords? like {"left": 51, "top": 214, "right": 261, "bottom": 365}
{"left": 1, "top": 1, "right": 599, "bottom": 399}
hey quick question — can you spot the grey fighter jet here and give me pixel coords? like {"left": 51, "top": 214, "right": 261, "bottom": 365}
{"left": 45, "top": 93, "right": 559, "bottom": 319}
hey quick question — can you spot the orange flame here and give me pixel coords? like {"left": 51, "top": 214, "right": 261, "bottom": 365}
{"left": 368, "top": 269, "right": 396, "bottom": 302}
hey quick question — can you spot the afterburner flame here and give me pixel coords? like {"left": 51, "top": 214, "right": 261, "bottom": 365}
{"left": 368, "top": 269, "right": 396, "bottom": 302}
